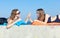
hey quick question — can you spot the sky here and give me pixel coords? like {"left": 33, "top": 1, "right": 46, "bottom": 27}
{"left": 0, "top": 0, "right": 60, "bottom": 20}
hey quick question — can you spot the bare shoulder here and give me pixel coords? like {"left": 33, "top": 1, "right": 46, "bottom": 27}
{"left": 7, "top": 18, "right": 13, "bottom": 23}
{"left": 58, "top": 15, "right": 60, "bottom": 19}
{"left": 46, "top": 14, "right": 50, "bottom": 17}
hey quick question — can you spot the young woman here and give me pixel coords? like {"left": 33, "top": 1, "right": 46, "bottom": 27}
{"left": 32, "top": 8, "right": 51, "bottom": 25}
{"left": 6, "top": 9, "right": 26, "bottom": 29}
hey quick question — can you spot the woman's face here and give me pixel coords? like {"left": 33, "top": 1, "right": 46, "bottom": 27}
{"left": 15, "top": 11, "right": 20, "bottom": 19}
{"left": 37, "top": 11, "right": 44, "bottom": 17}
{"left": 16, "top": 11, "right": 20, "bottom": 17}
{"left": 14, "top": 14, "right": 20, "bottom": 20}
{"left": 16, "top": 13, "right": 20, "bottom": 17}
{"left": 37, "top": 11, "right": 45, "bottom": 21}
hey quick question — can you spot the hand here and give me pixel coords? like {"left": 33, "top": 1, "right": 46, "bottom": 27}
{"left": 6, "top": 25, "right": 11, "bottom": 29}
{"left": 27, "top": 13, "right": 31, "bottom": 19}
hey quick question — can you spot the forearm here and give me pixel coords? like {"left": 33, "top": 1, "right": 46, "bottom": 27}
{"left": 6, "top": 24, "right": 13, "bottom": 29}
{"left": 25, "top": 18, "right": 29, "bottom": 23}
{"left": 6, "top": 22, "right": 14, "bottom": 29}
{"left": 30, "top": 18, "right": 33, "bottom": 22}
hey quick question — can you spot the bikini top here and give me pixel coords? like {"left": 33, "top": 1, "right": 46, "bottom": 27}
{"left": 47, "top": 15, "right": 60, "bottom": 23}
{"left": 52, "top": 15, "right": 60, "bottom": 22}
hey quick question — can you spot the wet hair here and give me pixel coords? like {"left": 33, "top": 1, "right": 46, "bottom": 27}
{"left": 37, "top": 8, "right": 44, "bottom": 11}
{"left": 10, "top": 9, "right": 20, "bottom": 20}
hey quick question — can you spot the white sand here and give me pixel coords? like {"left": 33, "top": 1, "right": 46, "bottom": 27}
{"left": 0, "top": 25, "right": 60, "bottom": 38}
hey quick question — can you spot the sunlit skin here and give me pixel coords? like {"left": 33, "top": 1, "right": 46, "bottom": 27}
{"left": 6, "top": 13, "right": 20, "bottom": 29}
{"left": 37, "top": 11, "right": 45, "bottom": 22}
{"left": 6, "top": 10, "right": 20, "bottom": 29}
{"left": 25, "top": 13, "right": 33, "bottom": 23}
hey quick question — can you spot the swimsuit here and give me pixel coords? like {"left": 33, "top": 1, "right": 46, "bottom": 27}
{"left": 52, "top": 15, "right": 60, "bottom": 22}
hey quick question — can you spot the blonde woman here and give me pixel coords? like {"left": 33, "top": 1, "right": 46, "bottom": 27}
{"left": 6, "top": 9, "right": 26, "bottom": 29}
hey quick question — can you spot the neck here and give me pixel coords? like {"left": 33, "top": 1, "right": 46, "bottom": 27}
{"left": 38, "top": 14, "right": 45, "bottom": 22}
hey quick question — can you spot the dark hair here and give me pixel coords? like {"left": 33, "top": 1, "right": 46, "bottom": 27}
{"left": 37, "top": 8, "right": 45, "bottom": 22}
{"left": 0, "top": 18, "right": 7, "bottom": 25}
{"left": 37, "top": 8, "right": 44, "bottom": 11}
{"left": 10, "top": 9, "right": 20, "bottom": 20}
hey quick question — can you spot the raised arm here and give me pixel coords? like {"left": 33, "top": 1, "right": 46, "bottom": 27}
{"left": 25, "top": 13, "right": 33, "bottom": 23}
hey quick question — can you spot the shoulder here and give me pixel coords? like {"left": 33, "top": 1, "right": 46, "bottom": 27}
{"left": 44, "top": 14, "right": 51, "bottom": 22}
{"left": 7, "top": 18, "right": 13, "bottom": 23}
{"left": 58, "top": 15, "right": 60, "bottom": 19}
{"left": 45, "top": 14, "right": 51, "bottom": 19}
{"left": 45, "top": 14, "right": 50, "bottom": 17}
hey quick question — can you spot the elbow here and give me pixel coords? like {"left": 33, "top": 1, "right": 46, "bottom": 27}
{"left": 6, "top": 24, "right": 12, "bottom": 29}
